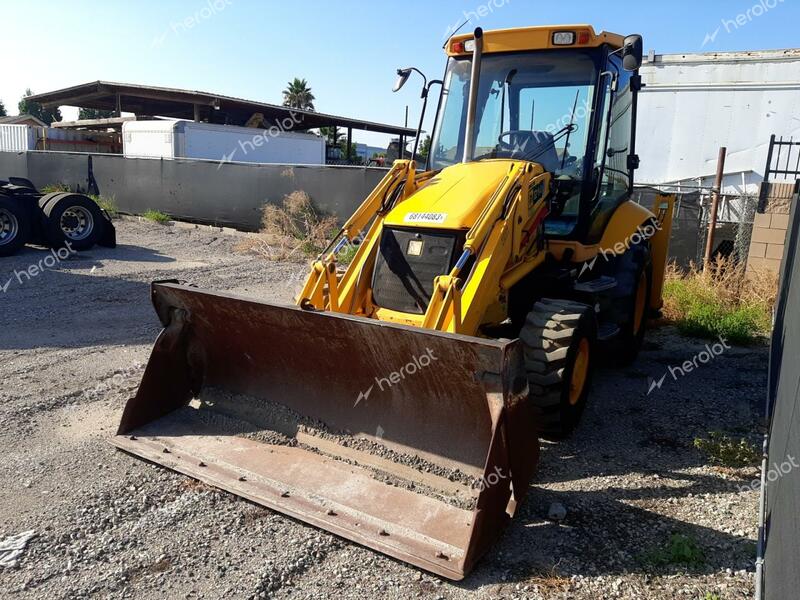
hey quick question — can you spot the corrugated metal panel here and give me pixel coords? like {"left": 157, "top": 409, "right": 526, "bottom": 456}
{"left": 636, "top": 50, "right": 800, "bottom": 194}
{"left": 0, "top": 125, "right": 34, "bottom": 152}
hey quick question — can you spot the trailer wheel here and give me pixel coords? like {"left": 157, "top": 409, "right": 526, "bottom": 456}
{"left": 521, "top": 299, "right": 596, "bottom": 440}
{"left": 43, "top": 194, "right": 103, "bottom": 251}
{"left": 0, "top": 195, "right": 30, "bottom": 257}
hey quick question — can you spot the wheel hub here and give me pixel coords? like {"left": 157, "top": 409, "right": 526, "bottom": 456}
{"left": 0, "top": 208, "right": 19, "bottom": 246}
{"left": 60, "top": 206, "right": 94, "bottom": 241}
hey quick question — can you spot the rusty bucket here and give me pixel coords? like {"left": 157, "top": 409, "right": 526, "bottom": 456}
{"left": 112, "top": 282, "right": 539, "bottom": 579}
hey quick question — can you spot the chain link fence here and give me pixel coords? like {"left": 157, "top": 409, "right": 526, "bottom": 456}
{"left": 633, "top": 186, "right": 758, "bottom": 269}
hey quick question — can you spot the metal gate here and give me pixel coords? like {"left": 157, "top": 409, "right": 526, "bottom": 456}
{"left": 759, "top": 135, "right": 800, "bottom": 211}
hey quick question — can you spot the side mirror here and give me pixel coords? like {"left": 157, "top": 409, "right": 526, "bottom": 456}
{"left": 622, "top": 34, "right": 643, "bottom": 71}
{"left": 393, "top": 68, "right": 412, "bottom": 92}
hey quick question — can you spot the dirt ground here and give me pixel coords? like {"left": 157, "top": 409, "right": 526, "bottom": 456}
{"left": 0, "top": 218, "right": 765, "bottom": 599}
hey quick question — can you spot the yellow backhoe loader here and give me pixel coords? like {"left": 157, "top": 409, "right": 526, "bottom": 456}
{"left": 113, "top": 24, "right": 674, "bottom": 580}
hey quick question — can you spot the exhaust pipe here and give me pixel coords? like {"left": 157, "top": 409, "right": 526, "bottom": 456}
{"left": 462, "top": 27, "right": 483, "bottom": 163}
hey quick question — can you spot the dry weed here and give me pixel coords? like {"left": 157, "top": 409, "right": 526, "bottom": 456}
{"left": 237, "top": 191, "right": 338, "bottom": 261}
{"left": 662, "top": 256, "right": 778, "bottom": 343}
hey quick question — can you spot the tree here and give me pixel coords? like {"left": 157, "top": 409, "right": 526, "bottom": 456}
{"left": 418, "top": 135, "right": 432, "bottom": 160}
{"left": 282, "top": 78, "right": 315, "bottom": 111}
{"left": 0, "top": 99, "right": 6, "bottom": 117}
{"left": 318, "top": 126, "right": 360, "bottom": 162}
{"left": 342, "top": 142, "right": 361, "bottom": 164}
{"left": 18, "top": 89, "right": 62, "bottom": 124}
{"left": 319, "top": 126, "right": 343, "bottom": 147}
{"left": 78, "top": 107, "right": 115, "bottom": 120}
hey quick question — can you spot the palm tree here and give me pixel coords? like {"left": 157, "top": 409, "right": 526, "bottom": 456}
{"left": 282, "top": 78, "right": 315, "bottom": 111}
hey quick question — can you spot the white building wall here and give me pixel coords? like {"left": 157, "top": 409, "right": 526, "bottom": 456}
{"left": 636, "top": 49, "right": 800, "bottom": 195}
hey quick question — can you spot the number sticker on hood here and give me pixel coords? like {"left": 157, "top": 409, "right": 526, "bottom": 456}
{"left": 403, "top": 212, "right": 447, "bottom": 224}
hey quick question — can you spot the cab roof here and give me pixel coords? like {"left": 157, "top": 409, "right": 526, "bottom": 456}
{"left": 446, "top": 25, "right": 625, "bottom": 57}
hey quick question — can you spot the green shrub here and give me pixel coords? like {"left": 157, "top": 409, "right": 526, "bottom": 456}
{"left": 642, "top": 533, "right": 705, "bottom": 568}
{"left": 89, "top": 194, "right": 118, "bottom": 219}
{"left": 694, "top": 431, "right": 760, "bottom": 468}
{"left": 142, "top": 210, "right": 171, "bottom": 224}
{"left": 662, "top": 259, "right": 775, "bottom": 344}
{"left": 337, "top": 243, "right": 359, "bottom": 266}
{"left": 41, "top": 183, "right": 71, "bottom": 193}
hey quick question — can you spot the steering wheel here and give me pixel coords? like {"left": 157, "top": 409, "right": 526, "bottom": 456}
{"left": 497, "top": 130, "right": 530, "bottom": 152}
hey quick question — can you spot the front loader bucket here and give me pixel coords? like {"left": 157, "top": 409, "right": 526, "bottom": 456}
{"left": 112, "top": 282, "right": 538, "bottom": 580}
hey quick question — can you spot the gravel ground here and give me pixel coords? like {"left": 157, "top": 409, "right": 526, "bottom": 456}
{"left": 0, "top": 218, "right": 765, "bottom": 599}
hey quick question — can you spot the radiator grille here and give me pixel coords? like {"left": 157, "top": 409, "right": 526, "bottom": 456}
{"left": 371, "top": 228, "right": 460, "bottom": 314}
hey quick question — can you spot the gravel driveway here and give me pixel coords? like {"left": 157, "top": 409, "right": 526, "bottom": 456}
{"left": 0, "top": 218, "right": 764, "bottom": 599}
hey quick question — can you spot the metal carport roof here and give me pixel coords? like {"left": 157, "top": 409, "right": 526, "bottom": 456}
{"left": 28, "top": 80, "right": 416, "bottom": 137}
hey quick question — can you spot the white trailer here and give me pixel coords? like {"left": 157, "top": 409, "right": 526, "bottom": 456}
{"left": 0, "top": 124, "right": 36, "bottom": 151}
{"left": 122, "top": 120, "right": 325, "bottom": 165}
{"left": 636, "top": 48, "right": 800, "bottom": 195}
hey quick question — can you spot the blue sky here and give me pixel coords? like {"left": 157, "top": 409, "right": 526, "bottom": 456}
{"left": 2, "top": 0, "right": 798, "bottom": 147}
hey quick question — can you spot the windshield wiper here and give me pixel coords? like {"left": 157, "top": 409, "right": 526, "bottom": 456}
{"left": 560, "top": 90, "right": 580, "bottom": 170}
{"left": 520, "top": 124, "right": 577, "bottom": 163}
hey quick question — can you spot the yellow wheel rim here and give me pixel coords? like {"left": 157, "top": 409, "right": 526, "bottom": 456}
{"left": 633, "top": 270, "right": 648, "bottom": 335}
{"left": 568, "top": 338, "right": 590, "bottom": 406}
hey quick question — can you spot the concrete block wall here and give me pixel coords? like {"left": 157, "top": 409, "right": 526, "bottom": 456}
{"left": 748, "top": 182, "right": 797, "bottom": 273}
{"left": 0, "top": 150, "right": 387, "bottom": 231}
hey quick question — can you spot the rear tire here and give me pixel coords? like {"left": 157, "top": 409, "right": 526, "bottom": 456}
{"left": 604, "top": 243, "right": 652, "bottom": 367}
{"left": 520, "top": 299, "right": 596, "bottom": 440}
{"left": 0, "top": 195, "right": 30, "bottom": 257}
{"left": 42, "top": 193, "right": 103, "bottom": 251}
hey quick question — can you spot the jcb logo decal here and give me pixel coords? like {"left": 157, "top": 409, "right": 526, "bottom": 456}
{"left": 529, "top": 181, "right": 545, "bottom": 209}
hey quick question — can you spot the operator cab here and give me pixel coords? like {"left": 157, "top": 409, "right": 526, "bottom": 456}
{"left": 427, "top": 26, "right": 643, "bottom": 243}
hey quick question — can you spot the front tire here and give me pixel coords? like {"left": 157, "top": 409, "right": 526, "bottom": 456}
{"left": 521, "top": 299, "right": 597, "bottom": 440}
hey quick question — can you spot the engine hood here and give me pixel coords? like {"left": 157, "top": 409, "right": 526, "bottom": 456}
{"left": 384, "top": 160, "right": 542, "bottom": 230}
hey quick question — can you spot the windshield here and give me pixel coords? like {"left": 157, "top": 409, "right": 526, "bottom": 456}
{"left": 430, "top": 50, "right": 599, "bottom": 177}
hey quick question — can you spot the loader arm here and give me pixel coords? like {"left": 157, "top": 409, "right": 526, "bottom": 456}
{"left": 301, "top": 158, "right": 551, "bottom": 337}
{"left": 297, "top": 160, "right": 427, "bottom": 313}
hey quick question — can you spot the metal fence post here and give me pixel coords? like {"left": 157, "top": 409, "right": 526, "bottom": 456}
{"left": 704, "top": 147, "right": 727, "bottom": 269}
